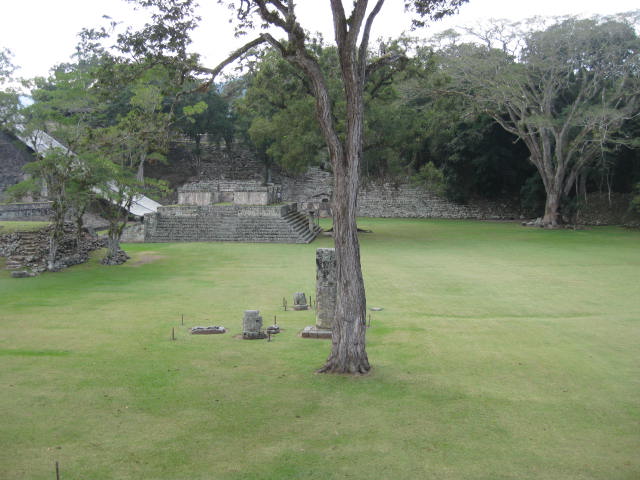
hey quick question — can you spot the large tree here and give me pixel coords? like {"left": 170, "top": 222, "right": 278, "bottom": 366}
{"left": 0, "top": 48, "right": 21, "bottom": 129}
{"left": 443, "top": 15, "right": 640, "bottom": 226}
{"left": 128, "top": 0, "right": 467, "bottom": 373}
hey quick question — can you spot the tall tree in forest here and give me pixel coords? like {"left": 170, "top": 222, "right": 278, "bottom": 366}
{"left": 443, "top": 15, "right": 640, "bottom": 226}
{"left": 0, "top": 48, "right": 20, "bottom": 129}
{"left": 128, "top": 0, "right": 467, "bottom": 373}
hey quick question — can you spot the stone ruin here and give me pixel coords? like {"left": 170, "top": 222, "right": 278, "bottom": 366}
{"left": 242, "top": 310, "right": 267, "bottom": 339}
{"left": 145, "top": 180, "right": 322, "bottom": 244}
{"left": 293, "top": 292, "right": 309, "bottom": 310}
{"left": 191, "top": 326, "right": 226, "bottom": 335}
{"left": 178, "top": 180, "right": 281, "bottom": 207}
{"left": 301, "top": 248, "right": 336, "bottom": 339}
{"left": 1, "top": 223, "right": 104, "bottom": 276}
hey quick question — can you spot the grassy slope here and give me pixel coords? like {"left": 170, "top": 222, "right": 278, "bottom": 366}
{"left": 0, "top": 221, "right": 50, "bottom": 233}
{"left": 1, "top": 219, "right": 638, "bottom": 479}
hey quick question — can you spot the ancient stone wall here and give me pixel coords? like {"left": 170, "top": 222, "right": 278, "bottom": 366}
{"left": 0, "top": 224, "right": 104, "bottom": 274}
{"left": 576, "top": 193, "right": 640, "bottom": 227}
{"left": 0, "top": 132, "right": 34, "bottom": 201}
{"left": 357, "top": 181, "right": 519, "bottom": 220}
{"left": 0, "top": 202, "right": 52, "bottom": 221}
{"left": 276, "top": 167, "right": 519, "bottom": 220}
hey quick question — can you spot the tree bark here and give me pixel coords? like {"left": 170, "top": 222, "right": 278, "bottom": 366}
{"left": 541, "top": 188, "right": 562, "bottom": 227}
{"left": 47, "top": 201, "right": 65, "bottom": 271}
{"left": 318, "top": 150, "right": 370, "bottom": 374}
{"left": 136, "top": 153, "right": 146, "bottom": 183}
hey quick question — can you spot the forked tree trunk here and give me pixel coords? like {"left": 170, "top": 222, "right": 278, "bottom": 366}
{"left": 318, "top": 153, "right": 370, "bottom": 374}
{"left": 317, "top": 27, "right": 370, "bottom": 374}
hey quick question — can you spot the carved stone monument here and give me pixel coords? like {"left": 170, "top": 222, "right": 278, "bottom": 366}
{"left": 315, "top": 248, "right": 337, "bottom": 329}
{"left": 301, "top": 248, "right": 336, "bottom": 339}
{"left": 293, "top": 292, "right": 309, "bottom": 310}
{"left": 242, "top": 310, "right": 266, "bottom": 339}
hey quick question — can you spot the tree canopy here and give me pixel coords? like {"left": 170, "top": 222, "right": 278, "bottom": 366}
{"left": 441, "top": 14, "right": 640, "bottom": 226}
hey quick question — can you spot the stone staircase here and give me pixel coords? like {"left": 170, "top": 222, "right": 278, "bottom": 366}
{"left": 282, "top": 210, "right": 323, "bottom": 243}
{"left": 145, "top": 204, "right": 323, "bottom": 244}
{"left": 5, "top": 231, "right": 45, "bottom": 270}
{"left": 1, "top": 225, "right": 105, "bottom": 274}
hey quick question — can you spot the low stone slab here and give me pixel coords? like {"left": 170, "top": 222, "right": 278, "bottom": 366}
{"left": 11, "top": 271, "right": 36, "bottom": 278}
{"left": 266, "top": 325, "right": 280, "bottom": 334}
{"left": 301, "top": 325, "right": 332, "bottom": 339}
{"left": 370, "top": 307, "right": 383, "bottom": 311}
{"left": 191, "top": 326, "right": 226, "bottom": 335}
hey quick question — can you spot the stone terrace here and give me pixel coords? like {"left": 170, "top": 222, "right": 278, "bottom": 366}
{"left": 144, "top": 203, "right": 322, "bottom": 244}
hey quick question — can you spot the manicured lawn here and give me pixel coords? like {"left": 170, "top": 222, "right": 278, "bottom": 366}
{"left": 1, "top": 219, "right": 638, "bottom": 479}
{"left": 0, "top": 220, "right": 50, "bottom": 233}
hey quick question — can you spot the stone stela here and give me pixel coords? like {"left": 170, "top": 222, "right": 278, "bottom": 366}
{"left": 242, "top": 310, "right": 267, "bottom": 339}
{"left": 301, "top": 248, "right": 336, "bottom": 339}
{"left": 293, "top": 292, "right": 309, "bottom": 310}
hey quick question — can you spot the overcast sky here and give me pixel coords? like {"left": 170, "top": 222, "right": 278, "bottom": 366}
{"left": 1, "top": 0, "right": 638, "bottom": 81}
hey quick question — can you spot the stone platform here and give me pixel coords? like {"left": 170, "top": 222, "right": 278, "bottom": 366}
{"left": 300, "top": 326, "right": 332, "bottom": 339}
{"left": 144, "top": 203, "right": 322, "bottom": 244}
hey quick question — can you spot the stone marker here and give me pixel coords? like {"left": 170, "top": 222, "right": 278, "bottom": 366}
{"left": 242, "top": 310, "right": 266, "bottom": 339}
{"left": 266, "top": 325, "right": 280, "bottom": 334}
{"left": 293, "top": 292, "right": 309, "bottom": 310}
{"left": 301, "top": 248, "right": 336, "bottom": 339}
{"left": 315, "top": 248, "right": 336, "bottom": 329}
{"left": 191, "top": 326, "right": 226, "bottom": 334}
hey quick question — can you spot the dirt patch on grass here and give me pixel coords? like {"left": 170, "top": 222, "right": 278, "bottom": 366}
{"left": 130, "top": 252, "right": 167, "bottom": 267}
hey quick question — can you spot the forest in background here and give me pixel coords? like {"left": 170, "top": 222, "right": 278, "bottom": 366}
{"left": 1, "top": 11, "right": 639, "bottom": 223}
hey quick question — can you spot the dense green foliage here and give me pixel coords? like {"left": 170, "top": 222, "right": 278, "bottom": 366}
{"left": 4, "top": 9, "right": 640, "bottom": 223}
{"left": 1, "top": 219, "right": 639, "bottom": 478}
{"left": 0, "top": 48, "right": 20, "bottom": 128}
{"left": 439, "top": 15, "right": 640, "bottom": 223}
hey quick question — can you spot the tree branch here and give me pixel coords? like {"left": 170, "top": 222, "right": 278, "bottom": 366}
{"left": 358, "top": 0, "right": 386, "bottom": 70}
{"left": 195, "top": 35, "right": 268, "bottom": 86}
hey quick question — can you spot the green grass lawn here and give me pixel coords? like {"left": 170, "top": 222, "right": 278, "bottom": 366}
{"left": 1, "top": 219, "right": 638, "bottom": 479}
{"left": 0, "top": 220, "right": 50, "bottom": 233}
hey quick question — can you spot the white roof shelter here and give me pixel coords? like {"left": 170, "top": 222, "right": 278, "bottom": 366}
{"left": 15, "top": 127, "right": 162, "bottom": 217}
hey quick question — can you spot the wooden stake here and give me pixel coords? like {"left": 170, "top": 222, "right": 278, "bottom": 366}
{"left": 181, "top": 314, "right": 184, "bottom": 326}
{"left": 55, "top": 462, "right": 60, "bottom": 480}
{"left": 171, "top": 328, "right": 175, "bottom": 341}
{"left": 274, "top": 315, "right": 277, "bottom": 325}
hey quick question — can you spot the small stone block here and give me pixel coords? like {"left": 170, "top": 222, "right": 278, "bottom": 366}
{"left": 301, "top": 325, "right": 332, "bottom": 339}
{"left": 242, "top": 331, "right": 267, "bottom": 340}
{"left": 11, "top": 271, "right": 35, "bottom": 278}
{"left": 266, "top": 325, "right": 280, "bottom": 334}
{"left": 370, "top": 307, "right": 383, "bottom": 311}
{"left": 191, "top": 326, "right": 226, "bottom": 335}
